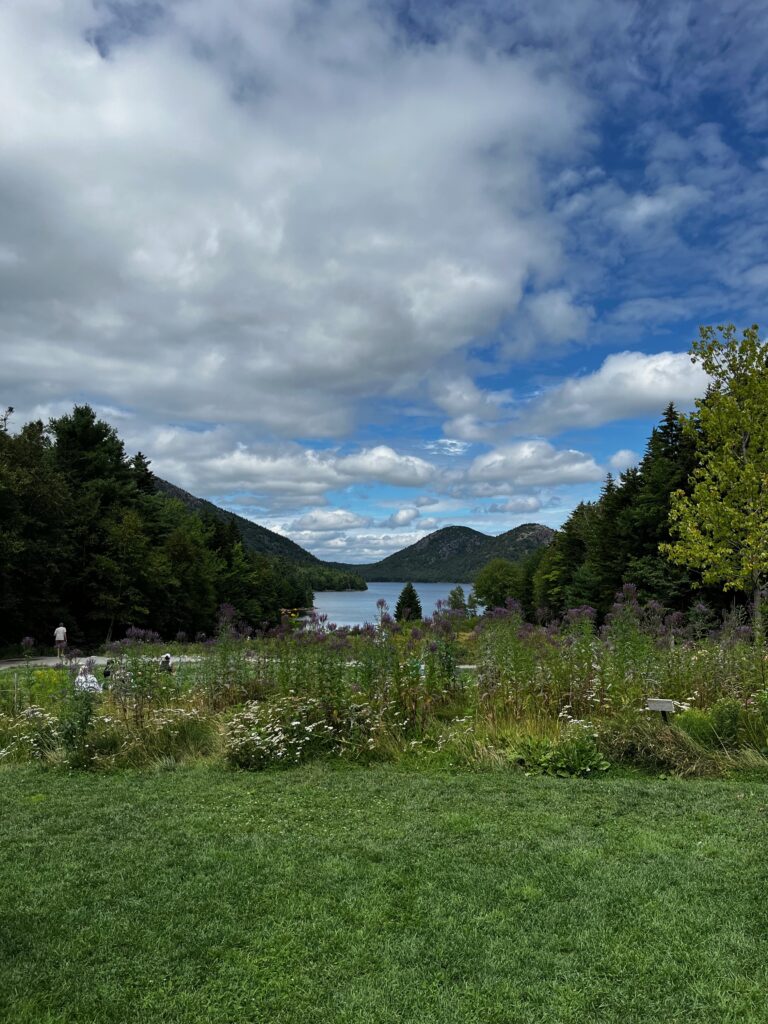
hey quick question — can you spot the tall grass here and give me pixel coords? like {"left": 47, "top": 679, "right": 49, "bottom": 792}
{"left": 2, "top": 592, "right": 768, "bottom": 775}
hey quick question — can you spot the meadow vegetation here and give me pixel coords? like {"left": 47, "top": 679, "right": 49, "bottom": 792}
{"left": 3, "top": 587, "right": 768, "bottom": 779}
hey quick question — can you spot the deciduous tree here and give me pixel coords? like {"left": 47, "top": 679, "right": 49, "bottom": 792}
{"left": 663, "top": 324, "right": 768, "bottom": 633}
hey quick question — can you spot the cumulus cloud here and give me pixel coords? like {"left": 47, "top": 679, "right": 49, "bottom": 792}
{"left": 616, "top": 184, "right": 707, "bottom": 231}
{"left": 0, "top": 0, "right": 588, "bottom": 437}
{"left": 125, "top": 424, "right": 438, "bottom": 505}
{"left": 289, "top": 509, "right": 371, "bottom": 532}
{"left": 338, "top": 447, "right": 435, "bottom": 487}
{"left": 609, "top": 449, "right": 640, "bottom": 472}
{"left": 468, "top": 441, "right": 603, "bottom": 488}
{"left": 305, "top": 530, "right": 436, "bottom": 563}
{"left": 519, "top": 289, "right": 594, "bottom": 347}
{"left": 423, "top": 438, "right": 472, "bottom": 457}
{"left": 485, "top": 496, "right": 543, "bottom": 514}
{"left": 518, "top": 351, "right": 709, "bottom": 435}
{"left": 380, "top": 508, "right": 421, "bottom": 528}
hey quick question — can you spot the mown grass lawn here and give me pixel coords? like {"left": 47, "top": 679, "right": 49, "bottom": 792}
{"left": 1, "top": 765, "right": 767, "bottom": 1024}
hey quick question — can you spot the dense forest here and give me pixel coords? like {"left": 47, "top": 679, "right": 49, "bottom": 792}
{"left": 531, "top": 403, "right": 705, "bottom": 618}
{"left": 0, "top": 405, "right": 315, "bottom": 649}
{"left": 483, "top": 325, "right": 768, "bottom": 625}
{"left": 473, "top": 402, "right": 731, "bottom": 622}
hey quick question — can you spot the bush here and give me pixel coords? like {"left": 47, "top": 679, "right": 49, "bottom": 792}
{"left": 675, "top": 708, "right": 717, "bottom": 748}
{"left": 59, "top": 689, "right": 99, "bottom": 768}
{"left": 709, "top": 697, "right": 745, "bottom": 748}
{"left": 511, "top": 725, "right": 609, "bottom": 778}
{"left": 677, "top": 699, "right": 768, "bottom": 752}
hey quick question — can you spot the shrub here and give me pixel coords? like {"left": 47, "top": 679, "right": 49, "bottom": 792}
{"left": 675, "top": 708, "right": 717, "bottom": 747}
{"left": 511, "top": 725, "right": 609, "bottom": 778}
{"left": 59, "top": 689, "right": 99, "bottom": 768}
{"left": 709, "top": 697, "right": 745, "bottom": 748}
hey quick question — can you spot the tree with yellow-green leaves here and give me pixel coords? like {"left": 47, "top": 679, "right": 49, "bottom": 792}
{"left": 662, "top": 324, "right": 768, "bottom": 636}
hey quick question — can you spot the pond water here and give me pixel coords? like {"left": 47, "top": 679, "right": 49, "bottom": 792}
{"left": 312, "top": 582, "right": 473, "bottom": 628}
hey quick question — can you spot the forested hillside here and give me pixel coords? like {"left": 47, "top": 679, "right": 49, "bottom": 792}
{"left": 155, "top": 479, "right": 366, "bottom": 592}
{"left": 0, "top": 406, "right": 314, "bottom": 648}
{"left": 331, "top": 523, "right": 554, "bottom": 582}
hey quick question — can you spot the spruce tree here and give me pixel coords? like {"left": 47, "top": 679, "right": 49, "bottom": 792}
{"left": 394, "top": 582, "right": 422, "bottom": 621}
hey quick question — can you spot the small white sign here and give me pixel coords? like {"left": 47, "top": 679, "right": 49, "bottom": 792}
{"left": 646, "top": 697, "right": 676, "bottom": 714}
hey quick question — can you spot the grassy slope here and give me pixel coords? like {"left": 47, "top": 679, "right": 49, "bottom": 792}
{"left": 2, "top": 765, "right": 767, "bottom": 1023}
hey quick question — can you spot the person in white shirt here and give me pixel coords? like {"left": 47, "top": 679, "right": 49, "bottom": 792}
{"left": 53, "top": 623, "right": 67, "bottom": 659}
{"left": 74, "top": 665, "right": 101, "bottom": 692}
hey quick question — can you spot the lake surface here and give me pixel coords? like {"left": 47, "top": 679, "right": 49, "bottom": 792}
{"left": 313, "top": 582, "right": 473, "bottom": 627}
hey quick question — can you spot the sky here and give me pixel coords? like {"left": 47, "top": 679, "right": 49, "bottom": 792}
{"left": 3, "top": 0, "right": 768, "bottom": 563}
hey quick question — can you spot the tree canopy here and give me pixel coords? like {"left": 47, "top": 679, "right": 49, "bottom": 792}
{"left": 530, "top": 402, "right": 712, "bottom": 620}
{"left": 0, "top": 405, "right": 312, "bottom": 648}
{"left": 662, "top": 324, "right": 768, "bottom": 627}
{"left": 472, "top": 558, "right": 523, "bottom": 610}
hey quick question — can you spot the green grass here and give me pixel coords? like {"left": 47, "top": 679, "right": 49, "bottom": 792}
{"left": 2, "top": 766, "right": 768, "bottom": 1023}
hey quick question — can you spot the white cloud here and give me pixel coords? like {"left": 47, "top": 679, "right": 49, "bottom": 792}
{"left": 522, "top": 289, "right": 594, "bottom": 345}
{"left": 617, "top": 184, "right": 707, "bottom": 230}
{"left": 486, "top": 496, "right": 543, "bottom": 514}
{"left": 609, "top": 449, "right": 639, "bottom": 472}
{"left": 380, "top": 508, "right": 421, "bottom": 528}
{"left": 423, "top": 438, "right": 472, "bottom": 457}
{"left": 125, "top": 424, "right": 439, "bottom": 505}
{"left": 338, "top": 447, "right": 435, "bottom": 487}
{"left": 289, "top": 508, "right": 371, "bottom": 532}
{"left": 0, "top": 1, "right": 589, "bottom": 437}
{"left": 519, "top": 351, "right": 709, "bottom": 435}
{"left": 468, "top": 441, "right": 603, "bottom": 487}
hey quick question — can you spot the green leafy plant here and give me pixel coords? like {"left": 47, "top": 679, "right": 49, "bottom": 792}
{"left": 511, "top": 726, "right": 609, "bottom": 778}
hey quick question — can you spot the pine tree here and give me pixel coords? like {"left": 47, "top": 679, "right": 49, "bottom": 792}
{"left": 394, "top": 582, "right": 422, "bottom": 622}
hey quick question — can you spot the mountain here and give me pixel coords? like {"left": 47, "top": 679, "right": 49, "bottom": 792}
{"left": 155, "top": 478, "right": 553, "bottom": 585}
{"left": 330, "top": 523, "right": 555, "bottom": 582}
{"left": 155, "top": 478, "right": 321, "bottom": 563}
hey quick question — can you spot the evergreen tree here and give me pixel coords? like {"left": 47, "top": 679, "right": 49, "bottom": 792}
{"left": 663, "top": 324, "right": 768, "bottom": 631}
{"left": 0, "top": 404, "right": 316, "bottom": 646}
{"left": 394, "top": 582, "right": 422, "bottom": 622}
{"left": 621, "top": 403, "right": 698, "bottom": 607}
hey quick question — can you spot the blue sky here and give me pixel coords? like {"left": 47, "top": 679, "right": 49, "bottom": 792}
{"left": 3, "top": 0, "right": 768, "bottom": 561}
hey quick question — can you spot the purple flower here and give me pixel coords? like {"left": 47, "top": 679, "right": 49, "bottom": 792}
{"left": 125, "top": 626, "right": 161, "bottom": 644}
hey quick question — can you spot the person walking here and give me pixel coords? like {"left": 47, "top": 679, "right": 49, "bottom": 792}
{"left": 53, "top": 622, "right": 67, "bottom": 660}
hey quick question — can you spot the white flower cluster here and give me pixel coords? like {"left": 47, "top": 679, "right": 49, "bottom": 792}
{"left": 0, "top": 705, "right": 60, "bottom": 762}
{"left": 225, "top": 696, "right": 381, "bottom": 770}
